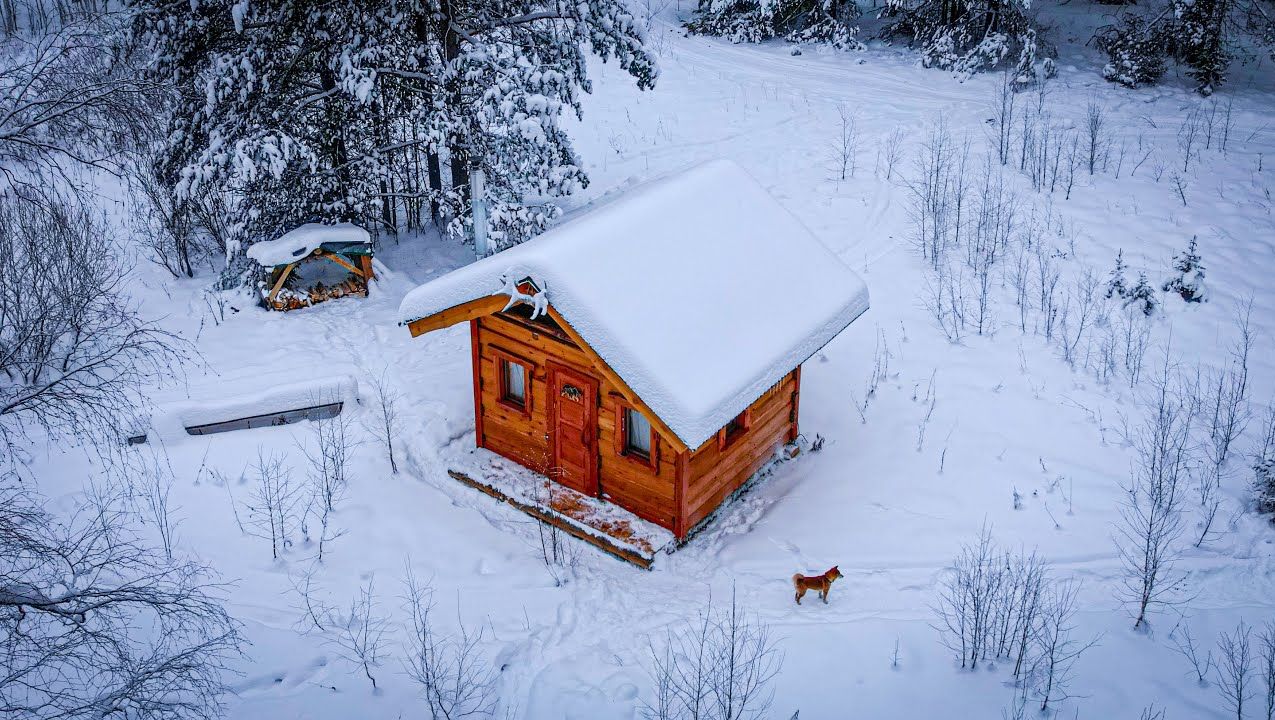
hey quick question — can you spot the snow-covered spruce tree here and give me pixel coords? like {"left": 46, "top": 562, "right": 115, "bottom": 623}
{"left": 880, "top": 0, "right": 1048, "bottom": 81}
{"left": 1095, "top": 0, "right": 1274, "bottom": 95}
{"left": 130, "top": 0, "right": 655, "bottom": 253}
{"left": 1127, "top": 272, "right": 1159, "bottom": 316}
{"left": 1106, "top": 249, "right": 1129, "bottom": 300}
{"left": 686, "top": 0, "right": 863, "bottom": 50}
{"left": 1095, "top": 14, "right": 1169, "bottom": 89}
{"left": 1256, "top": 407, "right": 1275, "bottom": 516}
{"left": 1173, "top": 0, "right": 1232, "bottom": 94}
{"left": 1162, "top": 236, "right": 1206, "bottom": 303}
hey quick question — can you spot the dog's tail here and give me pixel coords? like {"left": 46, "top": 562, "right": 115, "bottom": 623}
{"left": 791, "top": 573, "right": 802, "bottom": 587}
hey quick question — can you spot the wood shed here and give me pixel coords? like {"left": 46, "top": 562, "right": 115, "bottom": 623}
{"left": 248, "top": 223, "right": 375, "bottom": 311}
{"left": 399, "top": 160, "right": 870, "bottom": 546}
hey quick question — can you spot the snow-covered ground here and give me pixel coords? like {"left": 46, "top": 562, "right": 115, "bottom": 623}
{"left": 25, "top": 6, "right": 1275, "bottom": 718}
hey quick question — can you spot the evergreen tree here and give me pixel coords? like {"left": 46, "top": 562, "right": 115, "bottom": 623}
{"left": 130, "top": 0, "right": 656, "bottom": 252}
{"left": 1162, "top": 236, "right": 1206, "bottom": 303}
{"left": 1096, "top": 0, "right": 1274, "bottom": 95}
{"left": 1095, "top": 14, "right": 1168, "bottom": 88}
{"left": 1173, "top": 0, "right": 1231, "bottom": 95}
{"left": 880, "top": 0, "right": 1048, "bottom": 81}
{"left": 687, "top": 0, "right": 863, "bottom": 50}
{"left": 1128, "top": 272, "right": 1158, "bottom": 316}
{"left": 1106, "top": 249, "right": 1129, "bottom": 300}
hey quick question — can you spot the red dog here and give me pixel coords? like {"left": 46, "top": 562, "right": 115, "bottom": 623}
{"left": 793, "top": 566, "right": 843, "bottom": 605}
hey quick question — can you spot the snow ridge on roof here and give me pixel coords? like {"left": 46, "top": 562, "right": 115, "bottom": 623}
{"left": 247, "top": 223, "right": 370, "bottom": 267}
{"left": 400, "top": 160, "right": 870, "bottom": 449}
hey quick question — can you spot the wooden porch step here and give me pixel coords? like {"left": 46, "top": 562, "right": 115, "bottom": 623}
{"left": 446, "top": 465, "right": 673, "bottom": 569}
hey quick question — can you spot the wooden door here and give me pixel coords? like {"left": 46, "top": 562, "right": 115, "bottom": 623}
{"left": 549, "top": 363, "right": 599, "bottom": 496}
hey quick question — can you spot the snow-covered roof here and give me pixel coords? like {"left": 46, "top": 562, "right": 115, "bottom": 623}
{"left": 399, "top": 160, "right": 870, "bottom": 449}
{"left": 247, "top": 223, "right": 371, "bottom": 267}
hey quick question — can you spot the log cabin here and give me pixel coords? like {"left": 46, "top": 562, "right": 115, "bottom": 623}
{"left": 399, "top": 160, "right": 869, "bottom": 541}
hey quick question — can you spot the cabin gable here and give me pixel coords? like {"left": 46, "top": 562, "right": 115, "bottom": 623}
{"left": 471, "top": 309, "right": 682, "bottom": 531}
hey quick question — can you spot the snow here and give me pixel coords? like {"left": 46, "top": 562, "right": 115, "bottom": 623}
{"left": 245, "top": 222, "right": 371, "bottom": 267}
{"left": 400, "top": 160, "right": 871, "bottom": 449}
{"left": 18, "top": 6, "right": 1275, "bottom": 720}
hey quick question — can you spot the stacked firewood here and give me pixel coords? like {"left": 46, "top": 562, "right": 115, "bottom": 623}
{"left": 266, "top": 277, "right": 368, "bottom": 311}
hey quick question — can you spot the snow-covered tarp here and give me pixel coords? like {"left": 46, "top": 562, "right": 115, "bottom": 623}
{"left": 399, "top": 160, "right": 870, "bottom": 449}
{"left": 246, "top": 223, "right": 371, "bottom": 267}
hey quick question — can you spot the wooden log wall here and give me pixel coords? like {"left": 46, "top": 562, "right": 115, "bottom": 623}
{"left": 679, "top": 369, "right": 800, "bottom": 534}
{"left": 471, "top": 311, "right": 680, "bottom": 530}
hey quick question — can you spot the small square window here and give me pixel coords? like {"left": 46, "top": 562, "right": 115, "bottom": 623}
{"left": 502, "top": 359, "right": 526, "bottom": 407}
{"left": 624, "top": 408, "right": 652, "bottom": 459}
{"left": 718, "top": 409, "right": 750, "bottom": 450}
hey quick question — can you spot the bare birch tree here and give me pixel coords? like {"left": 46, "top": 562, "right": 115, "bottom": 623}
{"left": 644, "top": 590, "right": 782, "bottom": 720}
{"left": 298, "top": 405, "right": 356, "bottom": 561}
{"left": 1031, "top": 579, "right": 1098, "bottom": 711}
{"left": 367, "top": 372, "right": 403, "bottom": 474}
{"left": 331, "top": 575, "right": 389, "bottom": 691}
{"left": 402, "top": 571, "right": 497, "bottom": 719}
{"left": 1116, "top": 354, "right": 1194, "bottom": 629}
{"left": 1218, "top": 621, "right": 1256, "bottom": 720}
{"left": 243, "top": 448, "right": 301, "bottom": 561}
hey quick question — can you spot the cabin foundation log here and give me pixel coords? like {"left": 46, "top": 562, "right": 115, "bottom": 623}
{"left": 447, "top": 468, "right": 661, "bottom": 569}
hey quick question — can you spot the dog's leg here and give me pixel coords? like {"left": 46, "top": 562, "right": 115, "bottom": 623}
{"left": 822, "top": 586, "right": 830, "bottom": 604}
{"left": 795, "top": 587, "right": 804, "bottom": 605}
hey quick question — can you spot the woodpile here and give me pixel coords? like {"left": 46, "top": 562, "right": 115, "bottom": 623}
{"left": 266, "top": 277, "right": 368, "bottom": 312}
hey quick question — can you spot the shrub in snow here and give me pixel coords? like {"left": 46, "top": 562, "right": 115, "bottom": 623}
{"left": 880, "top": 0, "right": 1048, "bottom": 80}
{"left": 1254, "top": 455, "right": 1275, "bottom": 516}
{"left": 403, "top": 572, "right": 497, "bottom": 718}
{"left": 934, "top": 526, "right": 1097, "bottom": 711}
{"left": 1162, "top": 236, "right": 1207, "bottom": 304}
{"left": 687, "top": 0, "right": 865, "bottom": 50}
{"left": 0, "top": 196, "right": 187, "bottom": 456}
